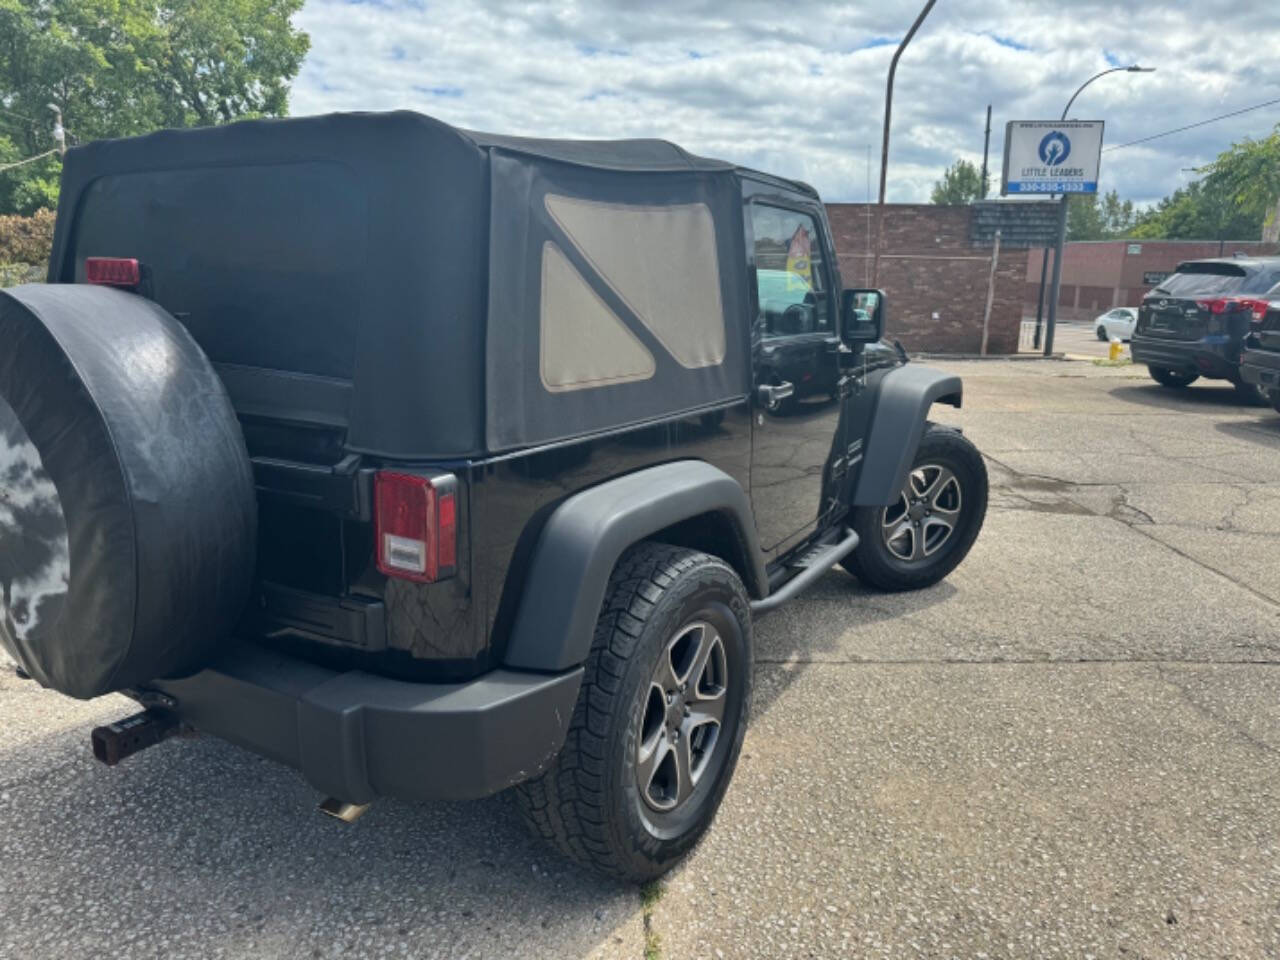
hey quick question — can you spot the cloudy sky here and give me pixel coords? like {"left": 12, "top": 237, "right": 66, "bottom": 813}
{"left": 290, "top": 0, "right": 1280, "bottom": 207}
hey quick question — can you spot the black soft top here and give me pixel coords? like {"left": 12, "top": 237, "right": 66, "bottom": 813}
{"left": 48, "top": 111, "right": 790, "bottom": 458}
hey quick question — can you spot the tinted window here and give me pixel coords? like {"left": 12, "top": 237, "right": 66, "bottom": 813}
{"left": 1156, "top": 263, "right": 1280, "bottom": 297}
{"left": 749, "top": 206, "right": 830, "bottom": 337}
{"left": 73, "top": 162, "right": 364, "bottom": 378}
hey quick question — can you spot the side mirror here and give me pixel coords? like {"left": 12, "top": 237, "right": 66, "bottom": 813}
{"left": 840, "top": 288, "right": 886, "bottom": 346}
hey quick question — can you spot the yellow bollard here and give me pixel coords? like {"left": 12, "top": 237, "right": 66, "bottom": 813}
{"left": 1109, "top": 337, "right": 1124, "bottom": 362}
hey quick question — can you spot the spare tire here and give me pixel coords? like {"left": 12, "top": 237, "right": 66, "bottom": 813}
{"left": 0, "top": 284, "right": 255, "bottom": 699}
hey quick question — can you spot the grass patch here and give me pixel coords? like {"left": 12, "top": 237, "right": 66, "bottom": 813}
{"left": 640, "top": 880, "right": 665, "bottom": 959}
{"left": 1090, "top": 356, "right": 1133, "bottom": 368}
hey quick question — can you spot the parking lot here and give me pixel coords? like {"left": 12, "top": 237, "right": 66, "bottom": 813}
{"left": 2, "top": 357, "right": 1278, "bottom": 959}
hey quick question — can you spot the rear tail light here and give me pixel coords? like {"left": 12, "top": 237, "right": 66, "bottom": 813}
{"left": 1196, "top": 297, "right": 1269, "bottom": 322}
{"left": 374, "top": 471, "right": 458, "bottom": 583}
{"left": 1237, "top": 298, "right": 1270, "bottom": 327}
{"left": 85, "top": 257, "right": 141, "bottom": 288}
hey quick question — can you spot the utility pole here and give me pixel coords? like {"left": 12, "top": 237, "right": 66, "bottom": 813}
{"left": 979, "top": 104, "right": 992, "bottom": 199}
{"left": 48, "top": 104, "right": 66, "bottom": 157}
{"left": 872, "top": 0, "right": 937, "bottom": 287}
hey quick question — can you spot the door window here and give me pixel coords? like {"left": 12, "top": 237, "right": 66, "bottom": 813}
{"left": 749, "top": 206, "right": 831, "bottom": 338}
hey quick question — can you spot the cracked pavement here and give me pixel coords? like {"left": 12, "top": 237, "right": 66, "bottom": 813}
{"left": 3, "top": 359, "right": 1279, "bottom": 959}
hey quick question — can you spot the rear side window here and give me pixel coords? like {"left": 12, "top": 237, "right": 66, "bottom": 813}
{"left": 71, "top": 162, "right": 365, "bottom": 379}
{"left": 1156, "top": 263, "right": 1280, "bottom": 297}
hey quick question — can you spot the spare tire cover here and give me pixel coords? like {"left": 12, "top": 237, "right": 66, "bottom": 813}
{"left": 0, "top": 284, "right": 255, "bottom": 699}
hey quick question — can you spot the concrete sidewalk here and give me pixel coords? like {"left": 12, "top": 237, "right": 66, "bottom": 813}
{"left": 2, "top": 359, "right": 1278, "bottom": 959}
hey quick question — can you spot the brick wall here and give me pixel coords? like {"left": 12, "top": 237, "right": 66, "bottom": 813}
{"left": 825, "top": 203, "right": 1024, "bottom": 354}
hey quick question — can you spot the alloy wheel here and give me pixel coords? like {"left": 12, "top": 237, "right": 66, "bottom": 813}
{"left": 636, "top": 621, "right": 728, "bottom": 813}
{"left": 880, "top": 464, "right": 963, "bottom": 562}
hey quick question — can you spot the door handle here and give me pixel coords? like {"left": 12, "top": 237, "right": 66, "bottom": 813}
{"left": 758, "top": 381, "right": 794, "bottom": 405}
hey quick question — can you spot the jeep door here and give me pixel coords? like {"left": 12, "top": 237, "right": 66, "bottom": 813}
{"left": 746, "top": 198, "right": 849, "bottom": 558}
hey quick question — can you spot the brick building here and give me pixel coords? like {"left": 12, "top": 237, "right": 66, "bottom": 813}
{"left": 1024, "top": 239, "right": 1280, "bottom": 323}
{"left": 825, "top": 203, "right": 1040, "bottom": 354}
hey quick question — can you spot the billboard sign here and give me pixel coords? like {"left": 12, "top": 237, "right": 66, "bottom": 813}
{"left": 1001, "top": 120, "right": 1104, "bottom": 195}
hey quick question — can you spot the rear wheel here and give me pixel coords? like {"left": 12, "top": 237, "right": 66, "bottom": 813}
{"left": 842, "top": 425, "right": 988, "bottom": 592}
{"left": 516, "top": 543, "right": 752, "bottom": 882}
{"left": 1148, "top": 365, "right": 1199, "bottom": 389}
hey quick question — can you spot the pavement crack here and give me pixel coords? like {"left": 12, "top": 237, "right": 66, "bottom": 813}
{"left": 1123, "top": 523, "right": 1280, "bottom": 609}
{"left": 1154, "top": 665, "right": 1280, "bottom": 759}
{"left": 0, "top": 754, "right": 84, "bottom": 792}
{"left": 639, "top": 880, "right": 664, "bottom": 960}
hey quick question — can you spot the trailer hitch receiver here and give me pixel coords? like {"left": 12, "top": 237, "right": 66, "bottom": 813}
{"left": 91, "top": 710, "right": 186, "bottom": 766}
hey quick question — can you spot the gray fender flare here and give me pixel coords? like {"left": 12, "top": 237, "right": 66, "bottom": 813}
{"left": 503, "top": 460, "right": 767, "bottom": 673}
{"left": 852, "top": 364, "right": 963, "bottom": 506}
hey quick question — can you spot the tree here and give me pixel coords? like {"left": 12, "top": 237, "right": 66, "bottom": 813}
{"left": 1202, "top": 126, "right": 1280, "bottom": 241}
{"left": 1130, "top": 179, "right": 1258, "bottom": 242}
{"left": 0, "top": 0, "right": 310, "bottom": 215}
{"left": 930, "top": 159, "right": 985, "bottom": 205}
{"left": 1131, "top": 126, "right": 1280, "bottom": 242}
{"left": 1066, "top": 190, "right": 1135, "bottom": 241}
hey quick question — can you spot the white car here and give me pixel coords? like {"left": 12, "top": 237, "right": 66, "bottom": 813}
{"left": 1095, "top": 307, "right": 1138, "bottom": 341}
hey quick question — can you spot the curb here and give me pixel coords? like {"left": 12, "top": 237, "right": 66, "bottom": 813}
{"left": 913, "top": 352, "right": 1068, "bottom": 361}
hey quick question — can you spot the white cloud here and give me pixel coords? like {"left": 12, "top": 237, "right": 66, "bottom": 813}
{"left": 291, "top": 0, "right": 1280, "bottom": 205}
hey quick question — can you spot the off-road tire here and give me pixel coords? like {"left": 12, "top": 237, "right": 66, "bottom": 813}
{"left": 515, "top": 542, "right": 752, "bottom": 882}
{"left": 841, "top": 424, "right": 988, "bottom": 592}
{"left": 1148, "top": 365, "right": 1198, "bottom": 389}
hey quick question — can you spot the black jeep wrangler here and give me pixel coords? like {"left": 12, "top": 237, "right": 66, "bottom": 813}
{"left": 0, "top": 112, "right": 987, "bottom": 881}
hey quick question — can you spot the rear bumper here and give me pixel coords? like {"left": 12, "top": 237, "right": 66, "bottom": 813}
{"left": 1130, "top": 333, "right": 1239, "bottom": 379}
{"left": 145, "top": 644, "right": 582, "bottom": 803}
{"left": 1240, "top": 348, "right": 1280, "bottom": 393}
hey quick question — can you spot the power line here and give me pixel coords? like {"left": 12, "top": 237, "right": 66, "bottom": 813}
{"left": 0, "top": 148, "right": 57, "bottom": 173}
{"left": 0, "top": 106, "right": 42, "bottom": 128}
{"left": 1103, "top": 96, "right": 1280, "bottom": 153}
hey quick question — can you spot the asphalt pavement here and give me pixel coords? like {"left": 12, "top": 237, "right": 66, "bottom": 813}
{"left": 3, "top": 358, "right": 1278, "bottom": 959}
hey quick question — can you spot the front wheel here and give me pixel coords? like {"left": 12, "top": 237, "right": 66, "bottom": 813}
{"left": 842, "top": 425, "right": 988, "bottom": 592}
{"left": 1096, "top": 325, "right": 1108, "bottom": 341}
{"left": 1232, "top": 379, "right": 1268, "bottom": 407}
{"left": 516, "top": 543, "right": 752, "bottom": 882}
{"left": 1148, "top": 365, "right": 1199, "bottom": 388}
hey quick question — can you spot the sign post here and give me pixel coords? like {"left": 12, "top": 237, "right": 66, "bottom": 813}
{"left": 1002, "top": 121, "right": 1105, "bottom": 355}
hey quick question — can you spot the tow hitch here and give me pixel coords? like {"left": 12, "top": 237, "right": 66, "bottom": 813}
{"left": 90, "top": 710, "right": 186, "bottom": 766}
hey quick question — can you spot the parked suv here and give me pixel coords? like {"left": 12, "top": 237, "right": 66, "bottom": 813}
{"left": 1240, "top": 298, "right": 1280, "bottom": 414}
{"left": 0, "top": 112, "right": 988, "bottom": 882}
{"left": 1131, "top": 257, "right": 1280, "bottom": 403}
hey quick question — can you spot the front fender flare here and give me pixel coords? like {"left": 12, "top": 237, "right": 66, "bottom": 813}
{"left": 852, "top": 364, "right": 963, "bottom": 506}
{"left": 503, "top": 460, "right": 766, "bottom": 673}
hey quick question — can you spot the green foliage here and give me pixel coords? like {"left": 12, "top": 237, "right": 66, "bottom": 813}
{"left": 1132, "top": 125, "right": 1280, "bottom": 241}
{"left": 0, "top": 0, "right": 310, "bottom": 214}
{"left": 1130, "top": 179, "right": 1259, "bottom": 241}
{"left": 0, "top": 207, "right": 55, "bottom": 263}
{"left": 1067, "top": 190, "right": 1136, "bottom": 241}
{"left": 930, "top": 159, "right": 985, "bottom": 205}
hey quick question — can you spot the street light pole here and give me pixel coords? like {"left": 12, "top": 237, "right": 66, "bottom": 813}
{"left": 872, "top": 0, "right": 937, "bottom": 288}
{"left": 1043, "top": 65, "right": 1154, "bottom": 356}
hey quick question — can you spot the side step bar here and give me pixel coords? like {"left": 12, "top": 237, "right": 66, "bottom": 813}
{"left": 750, "top": 528, "right": 860, "bottom": 616}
